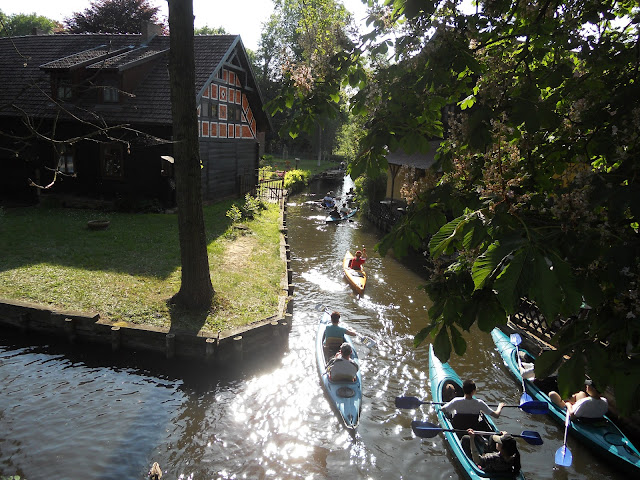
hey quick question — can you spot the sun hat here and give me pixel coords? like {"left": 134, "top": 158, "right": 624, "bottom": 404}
{"left": 492, "top": 433, "right": 517, "bottom": 456}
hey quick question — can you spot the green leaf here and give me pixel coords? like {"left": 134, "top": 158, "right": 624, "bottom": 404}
{"left": 494, "top": 247, "right": 532, "bottom": 314}
{"left": 472, "top": 241, "right": 514, "bottom": 291}
{"left": 535, "top": 349, "right": 565, "bottom": 380}
{"left": 557, "top": 353, "right": 585, "bottom": 400}
{"left": 476, "top": 294, "right": 506, "bottom": 331}
{"left": 414, "top": 322, "right": 438, "bottom": 347}
{"left": 529, "top": 252, "right": 563, "bottom": 322}
{"left": 429, "top": 215, "right": 467, "bottom": 258}
{"left": 330, "top": 92, "right": 340, "bottom": 103}
{"left": 458, "top": 94, "right": 476, "bottom": 110}
{"left": 433, "top": 326, "right": 452, "bottom": 363}
{"left": 450, "top": 325, "right": 467, "bottom": 356}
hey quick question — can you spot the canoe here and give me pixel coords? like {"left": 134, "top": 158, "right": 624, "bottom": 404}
{"left": 325, "top": 207, "right": 358, "bottom": 223}
{"left": 343, "top": 250, "right": 366, "bottom": 295}
{"left": 315, "top": 310, "right": 362, "bottom": 432}
{"left": 429, "top": 344, "right": 526, "bottom": 480}
{"left": 491, "top": 327, "right": 640, "bottom": 474}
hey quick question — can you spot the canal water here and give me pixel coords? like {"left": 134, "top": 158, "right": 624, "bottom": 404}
{"left": 0, "top": 177, "right": 626, "bottom": 479}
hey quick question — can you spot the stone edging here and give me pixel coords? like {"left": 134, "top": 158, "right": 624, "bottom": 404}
{"left": 0, "top": 203, "right": 294, "bottom": 364}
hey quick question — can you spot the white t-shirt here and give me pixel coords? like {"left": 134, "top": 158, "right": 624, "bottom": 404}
{"left": 442, "top": 397, "right": 493, "bottom": 416}
{"left": 572, "top": 396, "right": 608, "bottom": 418}
{"left": 328, "top": 358, "right": 358, "bottom": 381}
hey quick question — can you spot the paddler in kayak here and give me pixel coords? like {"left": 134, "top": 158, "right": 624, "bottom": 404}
{"left": 326, "top": 342, "right": 359, "bottom": 382}
{"left": 441, "top": 379, "right": 505, "bottom": 430}
{"left": 323, "top": 311, "right": 356, "bottom": 356}
{"left": 348, "top": 248, "right": 366, "bottom": 270}
{"left": 466, "top": 430, "right": 522, "bottom": 475}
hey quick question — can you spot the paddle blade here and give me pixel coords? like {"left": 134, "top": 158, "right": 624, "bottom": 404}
{"left": 510, "top": 333, "right": 522, "bottom": 345}
{"left": 520, "top": 400, "right": 549, "bottom": 415}
{"left": 520, "top": 392, "right": 534, "bottom": 404}
{"left": 520, "top": 431, "right": 544, "bottom": 446}
{"left": 555, "top": 445, "right": 573, "bottom": 466}
{"left": 411, "top": 420, "right": 441, "bottom": 438}
{"left": 395, "top": 396, "right": 424, "bottom": 409}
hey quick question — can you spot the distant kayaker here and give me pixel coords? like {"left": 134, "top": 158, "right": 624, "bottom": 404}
{"left": 327, "top": 342, "right": 359, "bottom": 382}
{"left": 349, "top": 248, "right": 366, "bottom": 270}
{"left": 339, "top": 204, "right": 351, "bottom": 215}
{"left": 442, "top": 379, "right": 505, "bottom": 428}
{"left": 329, "top": 206, "right": 341, "bottom": 218}
{"left": 549, "top": 380, "right": 609, "bottom": 419}
{"left": 466, "top": 430, "right": 521, "bottom": 475}
{"left": 323, "top": 192, "right": 335, "bottom": 208}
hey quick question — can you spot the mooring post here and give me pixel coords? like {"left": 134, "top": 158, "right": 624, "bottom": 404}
{"left": 111, "top": 326, "right": 121, "bottom": 351}
{"left": 233, "top": 335, "right": 243, "bottom": 361}
{"left": 205, "top": 337, "right": 216, "bottom": 360}
{"left": 166, "top": 333, "right": 176, "bottom": 359}
{"left": 64, "top": 318, "right": 76, "bottom": 344}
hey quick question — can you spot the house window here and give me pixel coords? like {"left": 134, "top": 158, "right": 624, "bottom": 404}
{"left": 57, "top": 80, "right": 72, "bottom": 100}
{"left": 211, "top": 103, "right": 218, "bottom": 119}
{"left": 103, "top": 85, "right": 120, "bottom": 103}
{"left": 102, "top": 143, "right": 124, "bottom": 178}
{"left": 201, "top": 101, "right": 209, "bottom": 117}
{"left": 58, "top": 145, "right": 75, "bottom": 174}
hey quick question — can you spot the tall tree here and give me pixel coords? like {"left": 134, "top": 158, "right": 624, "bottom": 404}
{"left": 167, "top": 0, "right": 214, "bottom": 309}
{"left": 0, "top": 11, "right": 63, "bottom": 36}
{"left": 65, "top": 0, "right": 165, "bottom": 34}
{"left": 258, "top": 0, "right": 358, "bottom": 156}
{"left": 277, "top": 0, "right": 640, "bottom": 415}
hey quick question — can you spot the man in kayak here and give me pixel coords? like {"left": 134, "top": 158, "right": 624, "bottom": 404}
{"left": 322, "top": 192, "right": 335, "bottom": 208}
{"left": 442, "top": 379, "right": 505, "bottom": 429}
{"left": 329, "top": 205, "right": 341, "bottom": 218}
{"left": 349, "top": 248, "right": 366, "bottom": 270}
{"left": 466, "top": 430, "right": 522, "bottom": 475}
{"left": 323, "top": 311, "right": 356, "bottom": 356}
{"left": 327, "top": 342, "right": 359, "bottom": 382}
{"left": 339, "top": 203, "right": 351, "bottom": 215}
{"left": 549, "top": 380, "right": 609, "bottom": 419}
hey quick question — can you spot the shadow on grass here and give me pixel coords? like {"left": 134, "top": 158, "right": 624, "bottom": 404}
{"left": 0, "top": 200, "right": 236, "bottom": 281}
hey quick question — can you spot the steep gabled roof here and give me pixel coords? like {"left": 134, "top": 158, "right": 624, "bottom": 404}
{"left": 386, "top": 141, "right": 441, "bottom": 170}
{"left": 0, "top": 33, "right": 268, "bottom": 129}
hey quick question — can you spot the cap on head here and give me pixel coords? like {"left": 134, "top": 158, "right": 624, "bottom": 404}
{"left": 462, "top": 379, "right": 476, "bottom": 395}
{"left": 340, "top": 342, "right": 352, "bottom": 356}
{"left": 492, "top": 433, "right": 517, "bottom": 456}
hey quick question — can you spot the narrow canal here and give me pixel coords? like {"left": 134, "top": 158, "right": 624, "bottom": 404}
{"left": 0, "top": 178, "right": 625, "bottom": 479}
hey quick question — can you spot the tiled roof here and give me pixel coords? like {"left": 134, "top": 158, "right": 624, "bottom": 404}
{"left": 386, "top": 141, "right": 441, "bottom": 169}
{"left": 0, "top": 33, "right": 264, "bottom": 128}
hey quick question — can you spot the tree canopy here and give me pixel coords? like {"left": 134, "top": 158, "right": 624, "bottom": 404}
{"left": 274, "top": 0, "right": 640, "bottom": 415}
{"left": 0, "top": 11, "right": 62, "bottom": 36}
{"left": 65, "top": 0, "right": 165, "bottom": 34}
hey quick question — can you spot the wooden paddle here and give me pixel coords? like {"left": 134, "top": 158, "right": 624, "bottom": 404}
{"left": 510, "top": 333, "right": 535, "bottom": 405}
{"left": 395, "top": 396, "right": 548, "bottom": 414}
{"left": 411, "top": 420, "right": 544, "bottom": 445}
{"left": 555, "top": 409, "right": 573, "bottom": 466}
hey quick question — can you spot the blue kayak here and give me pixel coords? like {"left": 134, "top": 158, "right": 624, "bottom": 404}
{"left": 491, "top": 327, "right": 640, "bottom": 474}
{"left": 315, "top": 311, "right": 362, "bottom": 432}
{"left": 325, "top": 207, "right": 358, "bottom": 223}
{"left": 429, "top": 344, "right": 526, "bottom": 479}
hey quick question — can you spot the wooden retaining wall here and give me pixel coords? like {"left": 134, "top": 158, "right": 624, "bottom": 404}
{"left": 0, "top": 203, "right": 295, "bottom": 365}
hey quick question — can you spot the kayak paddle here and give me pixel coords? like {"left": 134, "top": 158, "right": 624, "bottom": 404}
{"left": 395, "top": 395, "right": 548, "bottom": 414}
{"left": 510, "top": 333, "right": 535, "bottom": 405}
{"left": 555, "top": 409, "right": 573, "bottom": 466}
{"left": 411, "top": 420, "right": 543, "bottom": 446}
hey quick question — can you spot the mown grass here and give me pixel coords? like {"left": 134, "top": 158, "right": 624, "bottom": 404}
{"left": 0, "top": 201, "right": 284, "bottom": 334}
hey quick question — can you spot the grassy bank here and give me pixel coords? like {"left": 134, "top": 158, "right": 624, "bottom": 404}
{"left": 0, "top": 201, "right": 284, "bottom": 334}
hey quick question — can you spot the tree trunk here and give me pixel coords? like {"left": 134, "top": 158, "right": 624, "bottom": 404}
{"left": 167, "top": 0, "right": 214, "bottom": 309}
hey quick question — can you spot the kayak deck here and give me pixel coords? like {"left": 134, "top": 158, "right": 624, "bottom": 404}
{"left": 315, "top": 312, "right": 362, "bottom": 432}
{"left": 491, "top": 327, "right": 640, "bottom": 474}
{"left": 429, "top": 345, "right": 526, "bottom": 480}
{"left": 326, "top": 207, "right": 358, "bottom": 223}
{"left": 343, "top": 251, "right": 366, "bottom": 295}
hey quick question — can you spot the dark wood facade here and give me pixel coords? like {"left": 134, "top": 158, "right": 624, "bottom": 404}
{"left": 0, "top": 32, "right": 269, "bottom": 208}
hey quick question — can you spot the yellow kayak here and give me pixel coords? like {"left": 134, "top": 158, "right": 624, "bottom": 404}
{"left": 343, "top": 251, "right": 366, "bottom": 295}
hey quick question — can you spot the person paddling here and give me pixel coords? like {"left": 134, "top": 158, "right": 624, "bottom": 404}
{"left": 466, "top": 430, "right": 522, "bottom": 475}
{"left": 349, "top": 248, "right": 366, "bottom": 270}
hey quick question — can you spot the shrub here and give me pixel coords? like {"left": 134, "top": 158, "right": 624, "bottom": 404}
{"left": 242, "top": 193, "right": 265, "bottom": 219}
{"left": 284, "top": 169, "right": 310, "bottom": 194}
{"left": 225, "top": 204, "right": 242, "bottom": 223}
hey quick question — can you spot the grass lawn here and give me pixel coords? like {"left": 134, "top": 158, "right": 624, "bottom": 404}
{"left": 0, "top": 200, "right": 284, "bottom": 334}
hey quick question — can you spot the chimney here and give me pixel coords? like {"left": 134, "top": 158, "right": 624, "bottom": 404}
{"left": 142, "top": 22, "right": 163, "bottom": 42}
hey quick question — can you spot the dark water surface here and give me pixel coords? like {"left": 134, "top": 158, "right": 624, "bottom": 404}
{"left": 0, "top": 177, "right": 625, "bottom": 479}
